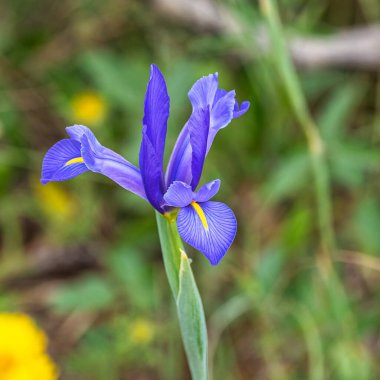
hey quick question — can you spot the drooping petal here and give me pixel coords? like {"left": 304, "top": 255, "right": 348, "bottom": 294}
{"left": 66, "top": 124, "right": 95, "bottom": 142}
{"left": 163, "top": 181, "right": 193, "bottom": 208}
{"left": 195, "top": 179, "right": 220, "bottom": 202}
{"left": 80, "top": 134, "right": 146, "bottom": 200}
{"left": 41, "top": 139, "right": 88, "bottom": 184}
{"left": 188, "top": 107, "right": 210, "bottom": 189}
{"left": 139, "top": 64, "right": 170, "bottom": 211}
{"left": 177, "top": 201, "right": 237, "bottom": 265}
{"left": 67, "top": 124, "right": 146, "bottom": 199}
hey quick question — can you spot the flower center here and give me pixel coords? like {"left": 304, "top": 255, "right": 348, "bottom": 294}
{"left": 191, "top": 201, "right": 209, "bottom": 231}
{"left": 65, "top": 157, "right": 84, "bottom": 166}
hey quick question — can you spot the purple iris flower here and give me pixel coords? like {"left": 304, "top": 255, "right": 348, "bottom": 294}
{"left": 41, "top": 64, "right": 250, "bottom": 265}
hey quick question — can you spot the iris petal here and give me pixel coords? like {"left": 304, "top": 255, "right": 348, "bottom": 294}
{"left": 41, "top": 139, "right": 88, "bottom": 184}
{"left": 188, "top": 73, "right": 219, "bottom": 109}
{"left": 165, "top": 74, "right": 219, "bottom": 186}
{"left": 66, "top": 124, "right": 94, "bottom": 142}
{"left": 165, "top": 126, "right": 191, "bottom": 186}
{"left": 142, "top": 64, "right": 170, "bottom": 157}
{"left": 233, "top": 100, "right": 250, "bottom": 118}
{"left": 80, "top": 134, "right": 146, "bottom": 199}
{"left": 166, "top": 72, "right": 249, "bottom": 188}
{"left": 195, "top": 179, "right": 220, "bottom": 202}
{"left": 188, "top": 107, "right": 210, "bottom": 189}
{"left": 139, "top": 130, "right": 165, "bottom": 209}
{"left": 163, "top": 181, "right": 193, "bottom": 208}
{"left": 139, "top": 64, "right": 170, "bottom": 211}
{"left": 213, "top": 88, "right": 228, "bottom": 105}
{"left": 207, "top": 90, "right": 236, "bottom": 151}
{"left": 177, "top": 201, "right": 237, "bottom": 265}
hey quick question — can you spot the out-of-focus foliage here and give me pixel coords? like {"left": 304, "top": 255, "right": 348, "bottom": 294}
{"left": 1, "top": 0, "right": 380, "bottom": 379}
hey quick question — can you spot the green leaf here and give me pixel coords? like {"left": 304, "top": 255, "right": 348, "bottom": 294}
{"left": 80, "top": 51, "right": 148, "bottom": 109}
{"left": 318, "top": 81, "right": 366, "bottom": 142}
{"left": 155, "top": 212, "right": 208, "bottom": 380}
{"left": 330, "top": 144, "right": 380, "bottom": 187}
{"left": 263, "top": 150, "right": 310, "bottom": 203}
{"left": 177, "top": 252, "right": 208, "bottom": 380}
{"left": 256, "top": 246, "right": 284, "bottom": 293}
{"left": 106, "top": 245, "right": 155, "bottom": 311}
{"left": 51, "top": 275, "right": 115, "bottom": 313}
{"left": 155, "top": 213, "right": 182, "bottom": 296}
{"left": 353, "top": 197, "right": 380, "bottom": 253}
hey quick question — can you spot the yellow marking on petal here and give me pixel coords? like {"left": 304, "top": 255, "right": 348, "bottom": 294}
{"left": 65, "top": 157, "right": 84, "bottom": 166}
{"left": 191, "top": 201, "right": 209, "bottom": 231}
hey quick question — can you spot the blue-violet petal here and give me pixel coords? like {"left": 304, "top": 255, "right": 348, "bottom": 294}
{"left": 163, "top": 181, "right": 193, "bottom": 208}
{"left": 80, "top": 134, "right": 146, "bottom": 199}
{"left": 188, "top": 107, "right": 210, "bottom": 189}
{"left": 207, "top": 90, "right": 236, "bottom": 151}
{"left": 188, "top": 73, "right": 218, "bottom": 109}
{"left": 139, "top": 64, "right": 170, "bottom": 211}
{"left": 233, "top": 100, "right": 250, "bottom": 118}
{"left": 41, "top": 139, "right": 88, "bottom": 184}
{"left": 195, "top": 179, "right": 221, "bottom": 202}
{"left": 165, "top": 126, "right": 191, "bottom": 186}
{"left": 177, "top": 201, "right": 237, "bottom": 265}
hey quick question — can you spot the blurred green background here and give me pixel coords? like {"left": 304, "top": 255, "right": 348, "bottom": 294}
{"left": 1, "top": 0, "right": 380, "bottom": 379}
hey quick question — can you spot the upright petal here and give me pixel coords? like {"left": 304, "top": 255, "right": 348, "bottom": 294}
{"left": 188, "top": 73, "right": 219, "bottom": 109}
{"left": 177, "top": 201, "right": 237, "bottom": 265}
{"left": 142, "top": 64, "right": 170, "bottom": 156}
{"left": 213, "top": 90, "right": 250, "bottom": 119}
{"left": 80, "top": 134, "right": 146, "bottom": 200}
{"left": 165, "top": 125, "right": 191, "bottom": 186}
{"left": 139, "top": 130, "right": 165, "bottom": 209}
{"left": 212, "top": 88, "right": 228, "bottom": 105}
{"left": 195, "top": 179, "right": 220, "bottom": 202}
{"left": 41, "top": 139, "right": 88, "bottom": 184}
{"left": 163, "top": 181, "right": 193, "bottom": 208}
{"left": 139, "top": 64, "right": 170, "bottom": 211}
{"left": 166, "top": 72, "right": 249, "bottom": 188}
{"left": 188, "top": 107, "right": 210, "bottom": 189}
{"left": 165, "top": 74, "right": 218, "bottom": 186}
{"left": 206, "top": 90, "right": 236, "bottom": 152}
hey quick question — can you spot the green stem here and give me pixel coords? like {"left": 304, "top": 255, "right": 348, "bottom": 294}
{"left": 155, "top": 212, "right": 208, "bottom": 380}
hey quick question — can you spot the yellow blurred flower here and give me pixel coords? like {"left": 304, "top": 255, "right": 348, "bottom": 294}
{"left": 129, "top": 318, "right": 155, "bottom": 346}
{"left": 71, "top": 91, "right": 107, "bottom": 125}
{"left": 0, "top": 313, "right": 58, "bottom": 380}
{"left": 34, "top": 181, "right": 76, "bottom": 222}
